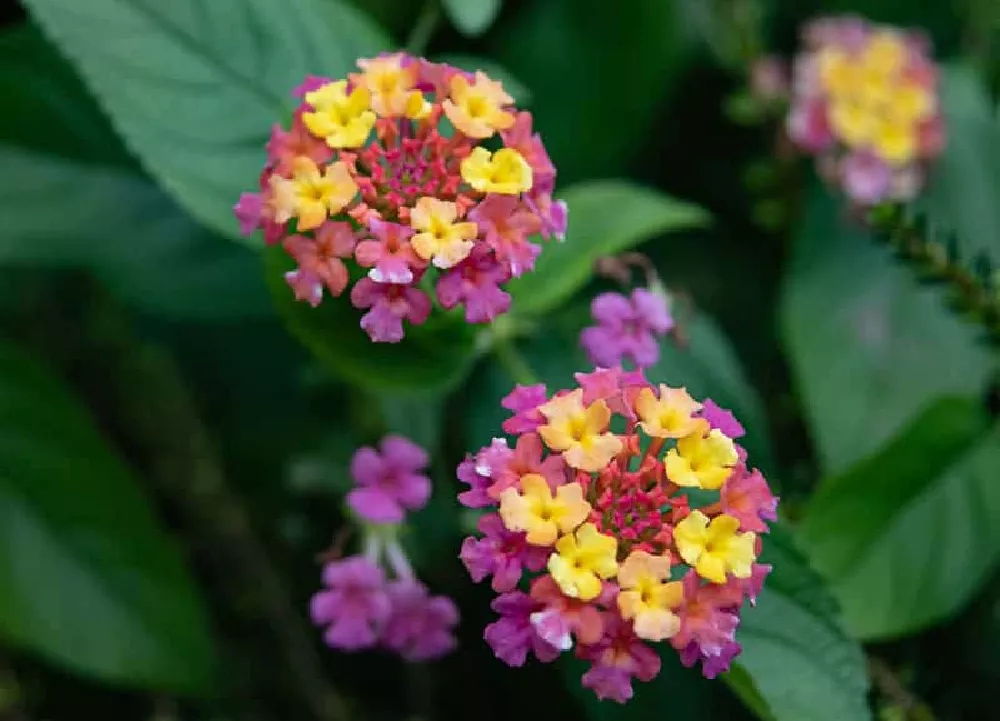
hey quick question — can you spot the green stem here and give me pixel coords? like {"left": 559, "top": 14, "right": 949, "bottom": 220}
{"left": 869, "top": 206, "right": 1000, "bottom": 350}
{"left": 405, "top": 0, "right": 441, "bottom": 56}
{"left": 493, "top": 337, "right": 541, "bottom": 386}
{"left": 0, "top": 653, "right": 29, "bottom": 721}
{"left": 868, "top": 657, "right": 937, "bottom": 721}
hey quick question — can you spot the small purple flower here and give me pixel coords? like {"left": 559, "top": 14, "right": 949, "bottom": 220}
{"left": 285, "top": 269, "right": 323, "bottom": 307}
{"left": 580, "top": 289, "right": 673, "bottom": 369}
{"left": 840, "top": 151, "right": 893, "bottom": 206}
{"left": 581, "top": 665, "right": 635, "bottom": 703}
{"left": 436, "top": 246, "right": 512, "bottom": 323}
{"left": 350, "top": 279, "right": 431, "bottom": 343}
{"left": 382, "top": 579, "right": 459, "bottom": 662}
{"left": 468, "top": 195, "right": 542, "bottom": 277}
{"left": 742, "top": 563, "right": 772, "bottom": 606}
{"left": 346, "top": 435, "right": 431, "bottom": 524}
{"left": 460, "top": 513, "right": 548, "bottom": 592}
{"left": 671, "top": 572, "right": 742, "bottom": 676}
{"left": 677, "top": 639, "right": 742, "bottom": 679}
{"left": 700, "top": 399, "right": 746, "bottom": 439}
{"left": 525, "top": 190, "right": 568, "bottom": 241}
{"left": 354, "top": 218, "right": 418, "bottom": 284}
{"left": 500, "top": 384, "right": 548, "bottom": 435}
{"left": 310, "top": 556, "right": 391, "bottom": 651}
{"left": 484, "top": 591, "right": 561, "bottom": 667}
{"left": 234, "top": 192, "right": 263, "bottom": 236}
{"left": 457, "top": 438, "right": 512, "bottom": 508}
{"left": 721, "top": 466, "right": 779, "bottom": 534}
{"left": 578, "top": 616, "right": 660, "bottom": 703}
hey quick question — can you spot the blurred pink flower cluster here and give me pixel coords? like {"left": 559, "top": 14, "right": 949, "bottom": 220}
{"left": 311, "top": 436, "right": 458, "bottom": 661}
{"left": 785, "top": 15, "right": 944, "bottom": 205}
{"left": 235, "top": 53, "right": 566, "bottom": 343}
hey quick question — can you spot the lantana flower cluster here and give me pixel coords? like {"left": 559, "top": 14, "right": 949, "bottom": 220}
{"left": 458, "top": 368, "right": 778, "bottom": 702}
{"left": 235, "top": 53, "right": 566, "bottom": 343}
{"left": 311, "top": 436, "right": 458, "bottom": 661}
{"left": 786, "top": 15, "right": 943, "bottom": 206}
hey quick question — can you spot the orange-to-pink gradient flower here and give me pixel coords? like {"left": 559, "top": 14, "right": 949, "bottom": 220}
{"left": 234, "top": 54, "right": 566, "bottom": 343}
{"left": 458, "top": 367, "right": 778, "bottom": 702}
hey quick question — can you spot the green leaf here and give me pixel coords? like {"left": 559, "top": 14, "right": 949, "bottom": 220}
{"left": 487, "top": 0, "right": 693, "bottom": 182}
{"left": 0, "top": 145, "right": 271, "bottom": 320}
{"left": 732, "top": 527, "right": 872, "bottom": 721}
{"left": 0, "top": 22, "right": 131, "bottom": 167}
{"left": 21, "top": 0, "right": 390, "bottom": 242}
{"left": 433, "top": 52, "right": 531, "bottom": 104}
{"left": 919, "top": 65, "right": 1000, "bottom": 264}
{"left": 780, "top": 184, "right": 993, "bottom": 474}
{"left": 507, "top": 181, "right": 709, "bottom": 317}
{"left": 724, "top": 664, "right": 777, "bottom": 721}
{"left": 442, "top": 0, "right": 501, "bottom": 37}
{"left": 263, "top": 245, "right": 479, "bottom": 392}
{"left": 0, "top": 340, "right": 215, "bottom": 692}
{"left": 799, "top": 397, "right": 1000, "bottom": 640}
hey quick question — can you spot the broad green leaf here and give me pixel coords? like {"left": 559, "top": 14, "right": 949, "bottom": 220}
{"left": 724, "top": 664, "right": 777, "bottom": 721}
{"left": 507, "top": 181, "right": 709, "bottom": 317}
{"left": 442, "top": 0, "right": 501, "bottom": 37}
{"left": 21, "top": 0, "right": 390, "bottom": 242}
{"left": 488, "top": 0, "right": 693, "bottom": 182}
{"left": 0, "top": 341, "right": 215, "bottom": 692}
{"left": 0, "top": 145, "right": 271, "bottom": 320}
{"left": 799, "top": 397, "right": 1000, "bottom": 639}
{"left": 919, "top": 65, "right": 1000, "bottom": 264}
{"left": 263, "top": 245, "right": 479, "bottom": 392}
{"left": 0, "top": 23, "right": 131, "bottom": 166}
{"left": 733, "top": 527, "right": 872, "bottom": 721}
{"left": 434, "top": 53, "right": 531, "bottom": 104}
{"left": 780, "top": 185, "right": 993, "bottom": 474}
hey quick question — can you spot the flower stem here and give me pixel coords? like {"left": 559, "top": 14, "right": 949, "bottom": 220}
{"left": 869, "top": 205, "right": 1000, "bottom": 350}
{"left": 406, "top": 0, "right": 441, "bottom": 56}
{"left": 868, "top": 656, "right": 938, "bottom": 721}
{"left": 493, "top": 336, "right": 541, "bottom": 386}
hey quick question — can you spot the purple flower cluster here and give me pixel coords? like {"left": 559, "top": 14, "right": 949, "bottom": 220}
{"left": 310, "top": 435, "right": 458, "bottom": 662}
{"left": 580, "top": 289, "right": 673, "bottom": 370}
{"left": 311, "top": 557, "right": 458, "bottom": 661}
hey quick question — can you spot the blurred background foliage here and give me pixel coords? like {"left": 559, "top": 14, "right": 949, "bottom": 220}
{"left": 0, "top": 0, "right": 997, "bottom": 720}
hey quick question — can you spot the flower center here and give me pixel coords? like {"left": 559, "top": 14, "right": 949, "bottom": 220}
{"left": 355, "top": 119, "right": 477, "bottom": 222}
